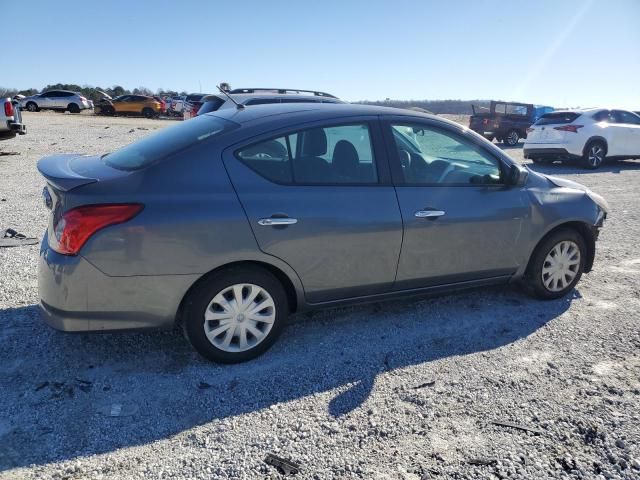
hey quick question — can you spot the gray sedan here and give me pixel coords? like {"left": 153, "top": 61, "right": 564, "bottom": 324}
{"left": 37, "top": 104, "right": 609, "bottom": 363}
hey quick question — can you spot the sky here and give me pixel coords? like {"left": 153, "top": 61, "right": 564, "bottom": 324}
{"left": 4, "top": 0, "right": 640, "bottom": 108}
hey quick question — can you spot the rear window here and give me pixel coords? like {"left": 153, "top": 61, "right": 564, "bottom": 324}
{"left": 536, "top": 112, "right": 580, "bottom": 125}
{"left": 104, "top": 115, "right": 237, "bottom": 170}
{"left": 198, "top": 97, "right": 225, "bottom": 115}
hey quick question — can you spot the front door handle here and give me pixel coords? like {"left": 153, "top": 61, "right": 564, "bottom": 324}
{"left": 414, "top": 210, "right": 445, "bottom": 219}
{"left": 258, "top": 217, "right": 298, "bottom": 226}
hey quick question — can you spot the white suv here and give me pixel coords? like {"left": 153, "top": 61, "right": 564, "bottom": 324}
{"left": 524, "top": 108, "right": 640, "bottom": 169}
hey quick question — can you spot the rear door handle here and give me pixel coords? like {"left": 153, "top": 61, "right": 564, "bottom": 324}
{"left": 415, "top": 210, "right": 445, "bottom": 219}
{"left": 258, "top": 217, "right": 298, "bottom": 226}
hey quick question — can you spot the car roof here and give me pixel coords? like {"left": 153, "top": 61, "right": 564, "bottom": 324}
{"left": 206, "top": 102, "right": 447, "bottom": 128}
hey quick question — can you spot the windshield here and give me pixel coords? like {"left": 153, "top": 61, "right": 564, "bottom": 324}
{"left": 104, "top": 115, "right": 237, "bottom": 170}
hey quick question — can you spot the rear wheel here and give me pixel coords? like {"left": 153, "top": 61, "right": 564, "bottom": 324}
{"left": 504, "top": 130, "right": 520, "bottom": 146}
{"left": 68, "top": 103, "right": 80, "bottom": 114}
{"left": 142, "top": 107, "right": 155, "bottom": 118}
{"left": 26, "top": 102, "right": 39, "bottom": 112}
{"left": 526, "top": 228, "right": 586, "bottom": 299}
{"left": 182, "top": 266, "right": 289, "bottom": 363}
{"left": 583, "top": 141, "right": 606, "bottom": 169}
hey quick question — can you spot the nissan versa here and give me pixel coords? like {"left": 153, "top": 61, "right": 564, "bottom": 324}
{"left": 37, "top": 104, "right": 609, "bottom": 363}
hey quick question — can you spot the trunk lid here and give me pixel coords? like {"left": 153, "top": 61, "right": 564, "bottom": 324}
{"left": 37, "top": 153, "right": 125, "bottom": 191}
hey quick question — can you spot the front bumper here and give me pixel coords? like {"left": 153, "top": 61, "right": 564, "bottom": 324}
{"left": 38, "top": 231, "right": 199, "bottom": 332}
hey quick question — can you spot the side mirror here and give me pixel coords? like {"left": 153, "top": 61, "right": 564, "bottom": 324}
{"left": 507, "top": 164, "right": 528, "bottom": 186}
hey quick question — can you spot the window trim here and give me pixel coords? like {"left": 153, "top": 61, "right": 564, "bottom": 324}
{"left": 232, "top": 118, "right": 391, "bottom": 187}
{"left": 380, "top": 116, "right": 511, "bottom": 187}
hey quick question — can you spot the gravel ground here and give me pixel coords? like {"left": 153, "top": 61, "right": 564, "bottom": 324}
{"left": 1, "top": 112, "right": 639, "bottom": 480}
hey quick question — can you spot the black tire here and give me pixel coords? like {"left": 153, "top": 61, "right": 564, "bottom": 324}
{"left": 504, "top": 130, "right": 520, "bottom": 146}
{"left": 68, "top": 103, "right": 80, "bottom": 114}
{"left": 142, "top": 107, "right": 155, "bottom": 118}
{"left": 484, "top": 135, "right": 495, "bottom": 142}
{"left": 582, "top": 140, "right": 606, "bottom": 169}
{"left": 182, "top": 266, "right": 289, "bottom": 363}
{"left": 26, "top": 102, "right": 39, "bottom": 112}
{"left": 525, "top": 228, "right": 586, "bottom": 300}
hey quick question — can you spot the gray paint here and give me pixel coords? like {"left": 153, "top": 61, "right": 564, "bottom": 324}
{"left": 37, "top": 103, "right": 609, "bottom": 332}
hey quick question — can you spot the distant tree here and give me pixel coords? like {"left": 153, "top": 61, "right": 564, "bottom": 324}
{"left": 0, "top": 87, "right": 18, "bottom": 98}
{"left": 133, "top": 86, "right": 153, "bottom": 96}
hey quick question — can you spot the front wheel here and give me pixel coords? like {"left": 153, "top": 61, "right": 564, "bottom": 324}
{"left": 26, "top": 102, "right": 39, "bottom": 112}
{"left": 182, "top": 266, "right": 289, "bottom": 363}
{"left": 525, "top": 228, "right": 586, "bottom": 299}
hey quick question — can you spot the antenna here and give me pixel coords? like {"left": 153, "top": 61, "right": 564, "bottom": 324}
{"left": 217, "top": 84, "right": 244, "bottom": 110}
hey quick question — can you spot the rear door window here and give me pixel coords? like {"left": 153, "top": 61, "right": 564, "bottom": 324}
{"left": 236, "top": 123, "right": 378, "bottom": 185}
{"left": 104, "top": 116, "right": 237, "bottom": 170}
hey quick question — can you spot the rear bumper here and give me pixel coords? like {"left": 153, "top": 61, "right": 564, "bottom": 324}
{"left": 38, "top": 231, "right": 199, "bottom": 332}
{"left": 523, "top": 147, "right": 581, "bottom": 160}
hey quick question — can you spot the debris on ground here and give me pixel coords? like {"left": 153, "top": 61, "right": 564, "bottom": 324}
{"left": 491, "top": 420, "right": 543, "bottom": 436}
{"left": 264, "top": 453, "right": 300, "bottom": 475}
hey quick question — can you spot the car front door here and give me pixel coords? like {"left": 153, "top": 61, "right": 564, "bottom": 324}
{"left": 38, "top": 91, "right": 56, "bottom": 108}
{"left": 223, "top": 119, "right": 403, "bottom": 303}
{"left": 382, "top": 117, "right": 529, "bottom": 289}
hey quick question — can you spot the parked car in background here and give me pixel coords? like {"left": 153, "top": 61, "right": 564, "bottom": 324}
{"left": 37, "top": 103, "right": 608, "bottom": 363}
{"left": 0, "top": 98, "right": 26, "bottom": 140}
{"left": 469, "top": 101, "right": 554, "bottom": 145}
{"left": 524, "top": 108, "right": 640, "bottom": 169}
{"left": 20, "top": 90, "right": 92, "bottom": 113}
{"left": 95, "top": 94, "right": 162, "bottom": 118}
{"left": 152, "top": 96, "right": 167, "bottom": 114}
{"left": 169, "top": 93, "right": 210, "bottom": 117}
{"left": 196, "top": 88, "right": 343, "bottom": 116}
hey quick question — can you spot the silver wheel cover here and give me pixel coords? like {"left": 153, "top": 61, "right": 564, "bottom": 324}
{"left": 541, "top": 240, "right": 581, "bottom": 292}
{"left": 203, "top": 283, "right": 276, "bottom": 352}
{"left": 588, "top": 145, "right": 604, "bottom": 167}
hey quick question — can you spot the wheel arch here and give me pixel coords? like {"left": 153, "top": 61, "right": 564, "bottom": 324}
{"left": 175, "top": 260, "right": 302, "bottom": 329}
{"left": 582, "top": 136, "right": 608, "bottom": 157}
{"left": 525, "top": 220, "right": 597, "bottom": 275}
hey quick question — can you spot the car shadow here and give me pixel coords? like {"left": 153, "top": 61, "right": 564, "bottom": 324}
{"left": 496, "top": 142, "right": 524, "bottom": 151}
{"left": 0, "top": 286, "right": 577, "bottom": 471}
{"left": 525, "top": 158, "right": 640, "bottom": 175}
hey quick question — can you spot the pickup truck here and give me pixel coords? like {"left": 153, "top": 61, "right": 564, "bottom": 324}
{"left": 0, "top": 98, "right": 26, "bottom": 140}
{"left": 469, "top": 101, "right": 553, "bottom": 146}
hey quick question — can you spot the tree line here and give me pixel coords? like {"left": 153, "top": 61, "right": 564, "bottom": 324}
{"left": 358, "top": 99, "right": 492, "bottom": 115}
{"left": 1, "top": 84, "right": 494, "bottom": 114}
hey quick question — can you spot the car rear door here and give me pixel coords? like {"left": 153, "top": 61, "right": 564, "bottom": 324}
{"left": 222, "top": 118, "right": 403, "bottom": 303}
{"left": 382, "top": 116, "right": 529, "bottom": 289}
{"left": 38, "top": 91, "right": 56, "bottom": 108}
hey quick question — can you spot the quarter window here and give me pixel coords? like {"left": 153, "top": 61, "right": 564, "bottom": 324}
{"left": 391, "top": 123, "right": 502, "bottom": 185}
{"left": 236, "top": 123, "right": 378, "bottom": 185}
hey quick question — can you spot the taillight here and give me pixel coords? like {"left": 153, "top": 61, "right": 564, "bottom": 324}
{"left": 51, "top": 204, "right": 143, "bottom": 255}
{"left": 4, "top": 101, "right": 14, "bottom": 117}
{"left": 79, "top": 96, "right": 87, "bottom": 101}
{"left": 553, "top": 125, "right": 583, "bottom": 133}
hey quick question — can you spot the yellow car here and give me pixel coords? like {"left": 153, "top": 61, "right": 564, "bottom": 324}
{"left": 97, "top": 94, "right": 162, "bottom": 118}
